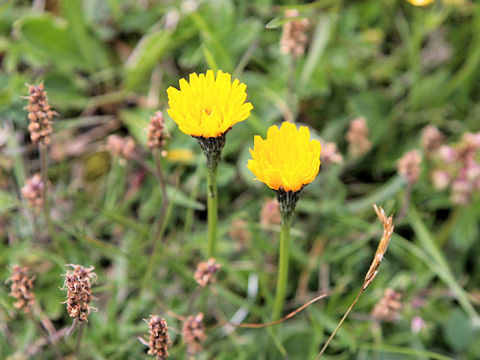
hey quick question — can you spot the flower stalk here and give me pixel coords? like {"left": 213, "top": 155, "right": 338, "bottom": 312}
{"left": 39, "top": 143, "right": 55, "bottom": 243}
{"left": 247, "top": 122, "right": 321, "bottom": 320}
{"left": 167, "top": 70, "right": 252, "bottom": 257}
{"left": 272, "top": 189, "right": 300, "bottom": 320}
{"left": 206, "top": 166, "right": 218, "bottom": 257}
{"left": 76, "top": 321, "right": 85, "bottom": 357}
{"left": 272, "top": 213, "right": 292, "bottom": 320}
{"left": 197, "top": 135, "right": 226, "bottom": 257}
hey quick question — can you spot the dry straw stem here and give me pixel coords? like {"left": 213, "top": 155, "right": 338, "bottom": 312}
{"left": 226, "top": 293, "right": 328, "bottom": 329}
{"left": 316, "top": 204, "right": 394, "bottom": 359}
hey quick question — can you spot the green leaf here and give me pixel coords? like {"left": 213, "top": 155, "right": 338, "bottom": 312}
{"left": 298, "top": 15, "right": 332, "bottom": 89}
{"left": 451, "top": 205, "right": 479, "bottom": 250}
{"left": 61, "top": 0, "right": 110, "bottom": 72}
{"left": 167, "top": 185, "right": 205, "bottom": 211}
{"left": 202, "top": 44, "right": 219, "bottom": 72}
{"left": 44, "top": 73, "right": 88, "bottom": 110}
{"left": 409, "top": 205, "right": 480, "bottom": 323}
{"left": 14, "top": 15, "right": 88, "bottom": 71}
{"left": 0, "top": 191, "right": 18, "bottom": 214}
{"left": 443, "top": 309, "right": 477, "bottom": 352}
{"left": 346, "top": 175, "right": 405, "bottom": 213}
{"left": 407, "top": 70, "right": 450, "bottom": 110}
{"left": 120, "top": 109, "right": 151, "bottom": 147}
{"left": 124, "top": 30, "right": 172, "bottom": 90}
{"left": 348, "top": 91, "right": 392, "bottom": 144}
{"left": 359, "top": 343, "right": 453, "bottom": 360}
{"left": 265, "top": 15, "right": 305, "bottom": 29}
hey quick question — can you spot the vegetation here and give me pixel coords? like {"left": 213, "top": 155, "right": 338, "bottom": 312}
{"left": 1, "top": 0, "right": 480, "bottom": 359}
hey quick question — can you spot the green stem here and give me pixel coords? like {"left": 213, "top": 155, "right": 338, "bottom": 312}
{"left": 207, "top": 165, "right": 218, "bottom": 257}
{"left": 140, "top": 178, "right": 178, "bottom": 294}
{"left": 153, "top": 149, "right": 168, "bottom": 239}
{"left": 272, "top": 217, "right": 292, "bottom": 320}
{"left": 39, "top": 144, "right": 55, "bottom": 243}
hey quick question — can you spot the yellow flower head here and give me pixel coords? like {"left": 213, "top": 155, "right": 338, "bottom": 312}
{"left": 167, "top": 70, "right": 253, "bottom": 138}
{"left": 407, "top": 0, "right": 435, "bottom": 6}
{"left": 248, "top": 122, "right": 321, "bottom": 192}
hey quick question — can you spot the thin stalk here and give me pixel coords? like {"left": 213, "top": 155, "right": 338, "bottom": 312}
{"left": 75, "top": 322, "right": 84, "bottom": 358}
{"left": 272, "top": 217, "right": 292, "bottom": 320}
{"left": 66, "top": 318, "right": 78, "bottom": 338}
{"left": 153, "top": 149, "right": 168, "bottom": 239}
{"left": 396, "top": 185, "right": 412, "bottom": 222}
{"left": 27, "top": 313, "right": 63, "bottom": 360}
{"left": 140, "top": 176, "right": 179, "bottom": 293}
{"left": 39, "top": 144, "right": 55, "bottom": 242}
{"left": 316, "top": 288, "right": 363, "bottom": 359}
{"left": 207, "top": 165, "right": 218, "bottom": 257}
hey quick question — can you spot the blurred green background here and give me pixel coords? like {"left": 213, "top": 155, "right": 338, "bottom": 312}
{"left": 1, "top": 0, "right": 480, "bottom": 359}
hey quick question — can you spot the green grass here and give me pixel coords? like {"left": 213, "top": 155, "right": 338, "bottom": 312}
{"left": 1, "top": 0, "right": 480, "bottom": 359}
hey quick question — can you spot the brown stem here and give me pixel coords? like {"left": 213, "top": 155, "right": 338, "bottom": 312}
{"left": 234, "top": 293, "right": 327, "bottom": 329}
{"left": 316, "top": 288, "right": 364, "bottom": 359}
{"left": 27, "top": 313, "right": 63, "bottom": 360}
{"left": 75, "top": 321, "right": 85, "bottom": 358}
{"left": 211, "top": 293, "right": 328, "bottom": 331}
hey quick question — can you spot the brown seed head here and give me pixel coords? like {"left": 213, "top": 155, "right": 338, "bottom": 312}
{"left": 194, "top": 258, "right": 221, "bottom": 287}
{"left": 148, "top": 111, "right": 169, "bottom": 150}
{"left": 260, "top": 198, "right": 281, "bottom": 226}
{"left": 346, "top": 117, "right": 371, "bottom": 157}
{"left": 371, "top": 288, "right": 402, "bottom": 322}
{"left": 363, "top": 204, "right": 394, "bottom": 290}
{"left": 7, "top": 265, "right": 35, "bottom": 313}
{"left": 62, "top": 265, "right": 96, "bottom": 322}
{"left": 280, "top": 9, "right": 310, "bottom": 57}
{"left": 147, "top": 315, "right": 171, "bottom": 360}
{"left": 397, "top": 150, "right": 422, "bottom": 185}
{"left": 25, "top": 83, "right": 56, "bottom": 146}
{"left": 182, "top": 313, "right": 206, "bottom": 355}
{"left": 107, "top": 135, "right": 136, "bottom": 160}
{"left": 21, "top": 173, "right": 45, "bottom": 209}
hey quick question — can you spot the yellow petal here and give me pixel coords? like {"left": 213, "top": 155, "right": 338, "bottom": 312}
{"left": 248, "top": 122, "right": 321, "bottom": 191}
{"left": 167, "top": 70, "right": 253, "bottom": 137}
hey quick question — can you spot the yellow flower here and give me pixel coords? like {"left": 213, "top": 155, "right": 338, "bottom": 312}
{"left": 407, "top": 0, "right": 435, "bottom": 6}
{"left": 167, "top": 70, "right": 253, "bottom": 138}
{"left": 248, "top": 122, "right": 321, "bottom": 192}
